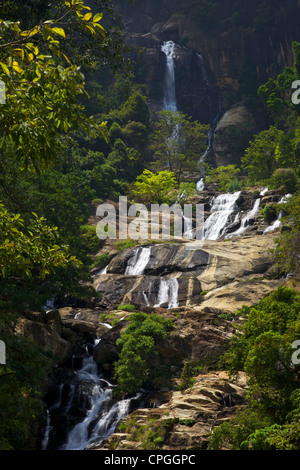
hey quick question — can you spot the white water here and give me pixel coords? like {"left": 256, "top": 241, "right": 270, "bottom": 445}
{"left": 154, "top": 278, "right": 179, "bottom": 308}
{"left": 196, "top": 178, "right": 205, "bottom": 191}
{"left": 263, "top": 193, "right": 292, "bottom": 234}
{"left": 228, "top": 197, "right": 261, "bottom": 238}
{"left": 161, "top": 41, "right": 177, "bottom": 111}
{"left": 203, "top": 192, "right": 241, "bottom": 240}
{"left": 41, "top": 411, "right": 52, "bottom": 450}
{"left": 57, "top": 353, "right": 138, "bottom": 450}
{"left": 260, "top": 186, "right": 268, "bottom": 196}
{"left": 264, "top": 213, "right": 283, "bottom": 233}
{"left": 125, "top": 246, "right": 151, "bottom": 275}
{"left": 92, "top": 265, "right": 108, "bottom": 278}
{"left": 183, "top": 214, "right": 193, "bottom": 239}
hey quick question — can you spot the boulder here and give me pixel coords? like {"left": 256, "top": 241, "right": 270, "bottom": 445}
{"left": 15, "top": 313, "right": 72, "bottom": 364}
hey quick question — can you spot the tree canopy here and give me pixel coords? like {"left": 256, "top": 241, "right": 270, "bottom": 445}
{"left": 151, "top": 110, "right": 209, "bottom": 184}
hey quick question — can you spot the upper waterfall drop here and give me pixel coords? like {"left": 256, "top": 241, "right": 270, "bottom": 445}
{"left": 161, "top": 41, "right": 178, "bottom": 111}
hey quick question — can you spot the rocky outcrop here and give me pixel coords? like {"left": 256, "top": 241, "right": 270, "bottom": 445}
{"left": 212, "top": 103, "right": 256, "bottom": 166}
{"left": 97, "top": 371, "right": 248, "bottom": 450}
{"left": 15, "top": 310, "right": 74, "bottom": 364}
{"left": 94, "top": 232, "right": 278, "bottom": 309}
{"left": 91, "top": 306, "right": 237, "bottom": 372}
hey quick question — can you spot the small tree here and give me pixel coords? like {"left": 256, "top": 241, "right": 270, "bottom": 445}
{"left": 205, "top": 164, "right": 240, "bottom": 192}
{"left": 241, "top": 126, "right": 285, "bottom": 184}
{"left": 131, "top": 169, "right": 177, "bottom": 205}
{"left": 151, "top": 110, "right": 209, "bottom": 184}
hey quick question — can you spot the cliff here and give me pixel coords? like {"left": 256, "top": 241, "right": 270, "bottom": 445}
{"left": 112, "top": 0, "right": 300, "bottom": 165}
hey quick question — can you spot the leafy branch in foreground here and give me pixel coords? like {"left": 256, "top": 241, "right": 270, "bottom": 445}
{"left": 0, "top": 0, "right": 108, "bottom": 170}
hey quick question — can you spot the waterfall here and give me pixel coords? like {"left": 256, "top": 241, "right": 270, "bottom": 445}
{"left": 154, "top": 278, "right": 179, "bottom": 308}
{"left": 183, "top": 214, "right": 193, "bottom": 239}
{"left": 263, "top": 193, "right": 292, "bottom": 234}
{"left": 42, "top": 341, "right": 140, "bottom": 450}
{"left": 260, "top": 186, "right": 268, "bottom": 196}
{"left": 196, "top": 178, "right": 205, "bottom": 191}
{"left": 263, "top": 212, "right": 283, "bottom": 234}
{"left": 125, "top": 246, "right": 151, "bottom": 275}
{"left": 41, "top": 411, "right": 52, "bottom": 450}
{"left": 203, "top": 192, "right": 241, "bottom": 240}
{"left": 197, "top": 53, "right": 209, "bottom": 86}
{"left": 92, "top": 265, "right": 108, "bottom": 278}
{"left": 196, "top": 53, "right": 222, "bottom": 190}
{"left": 161, "top": 40, "right": 177, "bottom": 111}
{"left": 228, "top": 197, "right": 261, "bottom": 238}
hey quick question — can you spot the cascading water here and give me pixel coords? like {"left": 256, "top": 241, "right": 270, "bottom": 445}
{"left": 196, "top": 178, "right": 205, "bottom": 191}
{"left": 263, "top": 193, "right": 292, "bottom": 234}
{"left": 161, "top": 40, "right": 177, "bottom": 112}
{"left": 227, "top": 197, "right": 261, "bottom": 238}
{"left": 125, "top": 246, "right": 151, "bottom": 275}
{"left": 154, "top": 278, "right": 179, "bottom": 308}
{"left": 183, "top": 214, "right": 193, "bottom": 239}
{"left": 196, "top": 54, "right": 222, "bottom": 191}
{"left": 203, "top": 192, "right": 241, "bottom": 240}
{"left": 42, "top": 340, "right": 141, "bottom": 450}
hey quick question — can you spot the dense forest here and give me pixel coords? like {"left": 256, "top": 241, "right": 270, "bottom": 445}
{"left": 0, "top": 0, "right": 300, "bottom": 452}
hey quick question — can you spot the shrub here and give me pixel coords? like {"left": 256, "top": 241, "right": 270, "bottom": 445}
{"left": 180, "top": 360, "right": 204, "bottom": 391}
{"left": 117, "top": 303, "right": 136, "bottom": 312}
{"left": 80, "top": 225, "right": 102, "bottom": 253}
{"left": 116, "top": 240, "right": 137, "bottom": 252}
{"left": 226, "top": 179, "right": 243, "bottom": 193}
{"left": 113, "top": 312, "right": 173, "bottom": 396}
{"left": 261, "top": 204, "right": 278, "bottom": 224}
{"left": 205, "top": 165, "right": 240, "bottom": 192}
{"left": 269, "top": 168, "right": 298, "bottom": 194}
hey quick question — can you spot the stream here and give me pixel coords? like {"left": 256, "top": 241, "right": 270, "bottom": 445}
{"left": 42, "top": 339, "right": 141, "bottom": 450}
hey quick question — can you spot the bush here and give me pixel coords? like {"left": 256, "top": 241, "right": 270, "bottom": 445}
{"left": 210, "top": 286, "right": 300, "bottom": 449}
{"left": 117, "top": 303, "right": 136, "bottom": 312}
{"left": 269, "top": 168, "right": 298, "bottom": 194}
{"left": 205, "top": 165, "right": 240, "bottom": 192}
{"left": 226, "top": 179, "right": 243, "bottom": 193}
{"left": 80, "top": 225, "right": 102, "bottom": 253}
{"left": 116, "top": 240, "right": 137, "bottom": 252}
{"left": 261, "top": 204, "right": 278, "bottom": 224}
{"left": 180, "top": 360, "right": 204, "bottom": 391}
{"left": 113, "top": 312, "right": 173, "bottom": 396}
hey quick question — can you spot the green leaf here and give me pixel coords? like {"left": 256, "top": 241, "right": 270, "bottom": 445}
{"left": 83, "top": 12, "right": 92, "bottom": 21}
{"left": 0, "top": 62, "right": 10, "bottom": 75}
{"left": 52, "top": 27, "right": 66, "bottom": 38}
{"left": 93, "top": 13, "right": 103, "bottom": 22}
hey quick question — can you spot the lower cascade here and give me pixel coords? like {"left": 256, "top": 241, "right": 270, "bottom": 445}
{"left": 42, "top": 340, "right": 141, "bottom": 450}
{"left": 154, "top": 278, "right": 179, "bottom": 308}
{"left": 203, "top": 191, "right": 241, "bottom": 240}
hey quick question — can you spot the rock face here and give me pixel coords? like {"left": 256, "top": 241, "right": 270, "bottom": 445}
{"left": 111, "top": 0, "right": 300, "bottom": 164}
{"left": 94, "top": 232, "right": 279, "bottom": 310}
{"left": 212, "top": 104, "right": 256, "bottom": 166}
{"left": 91, "top": 306, "right": 237, "bottom": 371}
{"left": 15, "top": 310, "right": 73, "bottom": 364}
{"left": 97, "top": 371, "right": 248, "bottom": 450}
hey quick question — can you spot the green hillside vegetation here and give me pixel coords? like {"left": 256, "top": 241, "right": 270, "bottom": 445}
{"left": 0, "top": 0, "right": 300, "bottom": 451}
